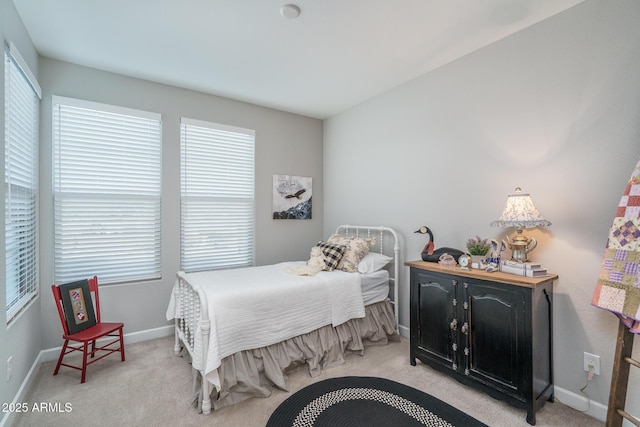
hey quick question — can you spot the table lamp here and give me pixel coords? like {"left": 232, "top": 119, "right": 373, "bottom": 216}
{"left": 490, "top": 187, "right": 551, "bottom": 263}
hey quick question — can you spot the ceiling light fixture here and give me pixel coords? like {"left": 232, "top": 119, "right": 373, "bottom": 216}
{"left": 280, "top": 4, "right": 301, "bottom": 19}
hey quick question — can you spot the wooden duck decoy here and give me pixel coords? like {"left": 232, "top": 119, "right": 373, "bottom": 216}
{"left": 415, "top": 226, "right": 464, "bottom": 263}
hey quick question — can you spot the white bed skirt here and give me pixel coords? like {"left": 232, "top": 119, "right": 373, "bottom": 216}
{"left": 192, "top": 299, "right": 398, "bottom": 411}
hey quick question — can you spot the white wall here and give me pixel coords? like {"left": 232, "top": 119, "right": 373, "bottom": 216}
{"left": 0, "top": 0, "right": 43, "bottom": 416}
{"left": 35, "top": 58, "right": 324, "bottom": 350}
{"left": 324, "top": 0, "right": 640, "bottom": 419}
{"left": 4, "top": 0, "right": 640, "bottom": 422}
{"left": 2, "top": 15, "right": 324, "bottom": 416}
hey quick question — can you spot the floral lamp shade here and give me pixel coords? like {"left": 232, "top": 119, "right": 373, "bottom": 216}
{"left": 490, "top": 187, "right": 551, "bottom": 229}
{"left": 490, "top": 187, "right": 551, "bottom": 263}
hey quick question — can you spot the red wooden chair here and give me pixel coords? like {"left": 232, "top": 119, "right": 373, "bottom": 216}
{"left": 52, "top": 276, "right": 125, "bottom": 383}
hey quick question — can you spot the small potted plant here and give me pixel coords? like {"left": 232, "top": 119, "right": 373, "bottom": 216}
{"left": 466, "top": 236, "right": 491, "bottom": 268}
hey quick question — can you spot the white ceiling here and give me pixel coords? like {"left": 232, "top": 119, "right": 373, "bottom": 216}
{"left": 13, "top": 0, "right": 585, "bottom": 119}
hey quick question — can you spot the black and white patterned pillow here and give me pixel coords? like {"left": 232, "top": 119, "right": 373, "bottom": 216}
{"left": 327, "top": 234, "right": 376, "bottom": 272}
{"left": 315, "top": 241, "right": 346, "bottom": 271}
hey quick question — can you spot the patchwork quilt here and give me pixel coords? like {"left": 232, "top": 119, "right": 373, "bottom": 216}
{"left": 592, "top": 158, "right": 640, "bottom": 334}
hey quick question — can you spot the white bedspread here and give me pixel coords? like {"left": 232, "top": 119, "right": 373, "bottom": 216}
{"left": 166, "top": 261, "right": 364, "bottom": 390}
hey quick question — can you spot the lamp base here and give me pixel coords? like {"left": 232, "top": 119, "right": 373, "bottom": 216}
{"left": 510, "top": 242, "right": 531, "bottom": 263}
{"left": 507, "top": 231, "right": 537, "bottom": 263}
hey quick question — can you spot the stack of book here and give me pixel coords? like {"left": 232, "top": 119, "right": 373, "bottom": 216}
{"left": 499, "top": 260, "right": 547, "bottom": 277}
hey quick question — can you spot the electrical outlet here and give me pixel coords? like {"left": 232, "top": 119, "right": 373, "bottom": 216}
{"left": 6, "top": 356, "right": 12, "bottom": 382}
{"left": 584, "top": 352, "right": 600, "bottom": 376}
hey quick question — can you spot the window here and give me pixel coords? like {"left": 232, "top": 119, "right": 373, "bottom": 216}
{"left": 5, "top": 44, "right": 41, "bottom": 323}
{"left": 53, "top": 97, "right": 162, "bottom": 284}
{"left": 180, "top": 118, "right": 255, "bottom": 272}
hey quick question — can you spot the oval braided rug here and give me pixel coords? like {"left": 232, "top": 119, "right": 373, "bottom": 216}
{"left": 266, "top": 376, "right": 488, "bottom": 427}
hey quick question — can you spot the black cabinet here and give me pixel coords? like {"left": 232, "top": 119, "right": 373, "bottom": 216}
{"left": 406, "top": 261, "right": 556, "bottom": 425}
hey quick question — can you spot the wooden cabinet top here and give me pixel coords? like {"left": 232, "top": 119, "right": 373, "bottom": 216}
{"left": 405, "top": 260, "right": 558, "bottom": 288}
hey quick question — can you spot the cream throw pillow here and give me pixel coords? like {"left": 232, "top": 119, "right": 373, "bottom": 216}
{"left": 307, "top": 246, "right": 326, "bottom": 270}
{"left": 327, "top": 234, "right": 375, "bottom": 272}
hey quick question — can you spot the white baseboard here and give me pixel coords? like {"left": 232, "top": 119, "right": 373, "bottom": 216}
{"left": 398, "top": 323, "right": 409, "bottom": 338}
{"left": 39, "top": 324, "right": 174, "bottom": 362}
{"left": 125, "top": 324, "right": 174, "bottom": 343}
{"left": 1, "top": 325, "right": 174, "bottom": 427}
{"left": 396, "top": 322, "right": 608, "bottom": 423}
{"left": 0, "top": 349, "right": 44, "bottom": 427}
{"left": 554, "top": 385, "right": 607, "bottom": 423}
{"left": 1, "top": 324, "right": 616, "bottom": 426}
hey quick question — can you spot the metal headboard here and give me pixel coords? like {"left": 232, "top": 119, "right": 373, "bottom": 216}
{"left": 335, "top": 225, "right": 400, "bottom": 331}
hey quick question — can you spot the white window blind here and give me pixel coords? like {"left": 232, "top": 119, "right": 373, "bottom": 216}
{"left": 53, "top": 96, "right": 162, "bottom": 284}
{"left": 5, "top": 47, "right": 40, "bottom": 323}
{"left": 180, "top": 118, "right": 255, "bottom": 272}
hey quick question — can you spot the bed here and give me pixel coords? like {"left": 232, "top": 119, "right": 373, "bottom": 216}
{"left": 166, "top": 225, "right": 400, "bottom": 414}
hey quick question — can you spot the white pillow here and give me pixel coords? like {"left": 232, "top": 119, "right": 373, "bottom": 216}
{"left": 358, "top": 252, "right": 393, "bottom": 274}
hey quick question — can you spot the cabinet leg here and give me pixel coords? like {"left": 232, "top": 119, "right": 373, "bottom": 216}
{"left": 526, "top": 410, "right": 536, "bottom": 426}
{"left": 410, "top": 356, "right": 416, "bottom": 366}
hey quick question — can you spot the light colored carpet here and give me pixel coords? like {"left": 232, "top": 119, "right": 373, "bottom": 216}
{"left": 13, "top": 335, "right": 603, "bottom": 427}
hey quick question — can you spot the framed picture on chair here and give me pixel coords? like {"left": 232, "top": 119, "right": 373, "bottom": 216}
{"left": 59, "top": 279, "right": 97, "bottom": 334}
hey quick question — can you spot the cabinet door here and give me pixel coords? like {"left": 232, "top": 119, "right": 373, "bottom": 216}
{"left": 414, "top": 271, "right": 459, "bottom": 371}
{"left": 464, "top": 280, "right": 525, "bottom": 397}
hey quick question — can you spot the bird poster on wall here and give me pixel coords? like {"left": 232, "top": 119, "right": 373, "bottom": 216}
{"left": 273, "top": 175, "right": 312, "bottom": 219}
